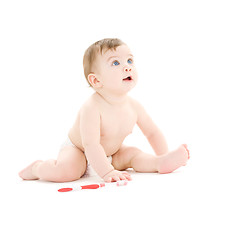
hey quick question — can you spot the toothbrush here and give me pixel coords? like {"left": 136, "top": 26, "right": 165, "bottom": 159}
{"left": 58, "top": 180, "right": 128, "bottom": 192}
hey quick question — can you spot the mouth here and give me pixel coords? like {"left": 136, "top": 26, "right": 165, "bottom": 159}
{"left": 123, "top": 76, "right": 133, "bottom": 81}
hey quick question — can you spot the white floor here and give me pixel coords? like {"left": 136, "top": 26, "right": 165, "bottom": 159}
{"left": 1, "top": 145, "right": 226, "bottom": 240}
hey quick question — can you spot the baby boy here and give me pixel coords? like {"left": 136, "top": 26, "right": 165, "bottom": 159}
{"left": 19, "top": 38, "right": 190, "bottom": 183}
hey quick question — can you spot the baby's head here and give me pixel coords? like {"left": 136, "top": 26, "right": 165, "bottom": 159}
{"left": 83, "top": 38, "right": 137, "bottom": 93}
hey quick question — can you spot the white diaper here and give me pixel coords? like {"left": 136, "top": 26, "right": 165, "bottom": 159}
{"left": 60, "top": 136, "right": 112, "bottom": 177}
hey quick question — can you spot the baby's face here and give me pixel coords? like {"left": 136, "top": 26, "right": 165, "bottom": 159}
{"left": 94, "top": 45, "right": 138, "bottom": 94}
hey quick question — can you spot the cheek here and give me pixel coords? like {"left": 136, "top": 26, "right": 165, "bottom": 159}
{"left": 97, "top": 68, "right": 108, "bottom": 82}
{"left": 99, "top": 67, "right": 123, "bottom": 86}
{"left": 132, "top": 69, "right": 138, "bottom": 80}
{"left": 107, "top": 69, "right": 122, "bottom": 80}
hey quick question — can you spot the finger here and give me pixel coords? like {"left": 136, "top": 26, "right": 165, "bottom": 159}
{"left": 126, "top": 175, "right": 132, "bottom": 181}
{"left": 124, "top": 174, "right": 132, "bottom": 181}
{"left": 119, "top": 174, "right": 127, "bottom": 181}
{"left": 107, "top": 177, "right": 112, "bottom": 183}
{"left": 112, "top": 176, "right": 120, "bottom": 182}
{"left": 122, "top": 172, "right": 132, "bottom": 180}
{"left": 122, "top": 171, "right": 130, "bottom": 176}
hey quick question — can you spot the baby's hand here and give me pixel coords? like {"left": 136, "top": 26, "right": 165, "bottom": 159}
{"left": 103, "top": 170, "right": 132, "bottom": 183}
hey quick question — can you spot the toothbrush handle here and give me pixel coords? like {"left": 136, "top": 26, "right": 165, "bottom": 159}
{"left": 81, "top": 184, "right": 101, "bottom": 189}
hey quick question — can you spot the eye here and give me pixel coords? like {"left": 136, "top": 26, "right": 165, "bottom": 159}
{"left": 127, "top": 58, "right": 133, "bottom": 64}
{"left": 112, "top": 60, "right": 120, "bottom": 66}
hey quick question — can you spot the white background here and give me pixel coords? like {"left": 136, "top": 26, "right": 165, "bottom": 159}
{"left": 0, "top": 0, "right": 226, "bottom": 239}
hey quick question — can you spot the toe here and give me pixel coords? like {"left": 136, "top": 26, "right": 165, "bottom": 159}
{"left": 182, "top": 144, "right": 190, "bottom": 159}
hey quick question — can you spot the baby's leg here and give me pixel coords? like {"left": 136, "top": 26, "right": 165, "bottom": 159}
{"left": 112, "top": 144, "right": 189, "bottom": 174}
{"left": 19, "top": 146, "right": 87, "bottom": 182}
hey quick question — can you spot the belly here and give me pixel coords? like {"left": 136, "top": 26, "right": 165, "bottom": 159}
{"left": 69, "top": 129, "right": 128, "bottom": 157}
{"left": 100, "top": 136, "right": 126, "bottom": 156}
{"left": 69, "top": 118, "right": 135, "bottom": 156}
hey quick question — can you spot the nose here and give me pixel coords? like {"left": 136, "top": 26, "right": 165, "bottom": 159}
{"left": 124, "top": 66, "right": 132, "bottom": 72}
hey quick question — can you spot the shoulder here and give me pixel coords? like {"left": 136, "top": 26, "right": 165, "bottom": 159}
{"left": 80, "top": 94, "right": 100, "bottom": 117}
{"left": 128, "top": 96, "right": 144, "bottom": 112}
{"left": 128, "top": 96, "right": 150, "bottom": 124}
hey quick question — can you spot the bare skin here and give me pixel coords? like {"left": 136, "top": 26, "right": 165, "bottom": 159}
{"left": 19, "top": 44, "right": 190, "bottom": 183}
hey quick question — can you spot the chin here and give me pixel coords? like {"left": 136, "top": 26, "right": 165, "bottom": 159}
{"left": 123, "top": 79, "right": 136, "bottom": 86}
{"left": 122, "top": 82, "right": 136, "bottom": 93}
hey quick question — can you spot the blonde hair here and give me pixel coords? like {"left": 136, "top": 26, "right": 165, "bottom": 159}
{"left": 83, "top": 38, "right": 125, "bottom": 86}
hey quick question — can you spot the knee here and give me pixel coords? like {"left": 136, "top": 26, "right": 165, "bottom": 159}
{"left": 54, "top": 170, "right": 79, "bottom": 182}
{"left": 112, "top": 147, "right": 142, "bottom": 170}
{"left": 127, "top": 147, "right": 142, "bottom": 156}
{"left": 52, "top": 165, "right": 85, "bottom": 183}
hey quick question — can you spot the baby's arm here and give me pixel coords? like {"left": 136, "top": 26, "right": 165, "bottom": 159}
{"left": 80, "top": 103, "right": 114, "bottom": 178}
{"left": 80, "top": 103, "right": 131, "bottom": 182}
{"left": 133, "top": 99, "right": 169, "bottom": 155}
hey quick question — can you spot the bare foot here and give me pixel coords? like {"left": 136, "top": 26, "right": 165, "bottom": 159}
{"left": 18, "top": 160, "right": 43, "bottom": 180}
{"left": 157, "top": 145, "right": 190, "bottom": 174}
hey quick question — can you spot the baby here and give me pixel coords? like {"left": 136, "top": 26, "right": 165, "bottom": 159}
{"left": 19, "top": 38, "right": 190, "bottom": 183}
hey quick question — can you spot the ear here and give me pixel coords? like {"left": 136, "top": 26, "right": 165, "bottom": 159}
{"left": 87, "top": 73, "right": 102, "bottom": 88}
